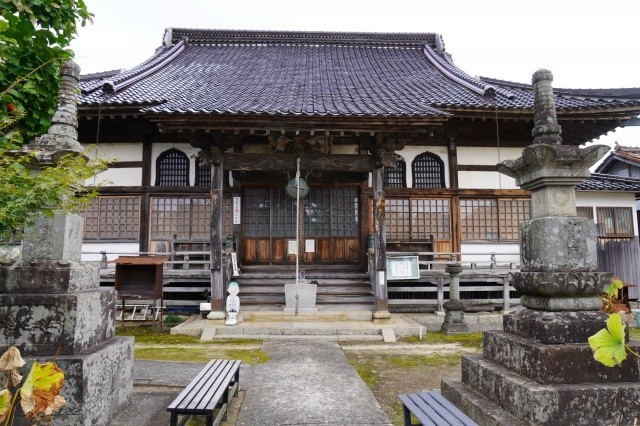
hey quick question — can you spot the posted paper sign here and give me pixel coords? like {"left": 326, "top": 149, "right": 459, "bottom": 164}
{"left": 386, "top": 256, "right": 420, "bottom": 280}
{"left": 233, "top": 196, "right": 241, "bottom": 225}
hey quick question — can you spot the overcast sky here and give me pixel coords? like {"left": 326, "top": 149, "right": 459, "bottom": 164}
{"left": 70, "top": 0, "right": 640, "bottom": 147}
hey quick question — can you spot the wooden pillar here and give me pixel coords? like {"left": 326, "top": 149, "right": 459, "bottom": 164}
{"left": 139, "top": 138, "right": 152, "bottom": 252}
{"left": 372, "top": 166, "right": 388, "bottom": 314}
{"left": 448, "top": 137, "right": 461, "bottom": 254}
{"left": 208, "top": 147, "right": 226, "bottom": 318}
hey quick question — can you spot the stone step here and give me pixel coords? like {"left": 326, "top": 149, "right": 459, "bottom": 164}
{"left": 441, "top": 379, "right": 527, "bottom": 426}
{"left": 459, "top": 354, "right": 640, "bottom": 424}
{"left": 214, "top": 334, "right": 384, "bottom": 341}
{"left": 482, "top": 331, "right": 640, "bottom": 384}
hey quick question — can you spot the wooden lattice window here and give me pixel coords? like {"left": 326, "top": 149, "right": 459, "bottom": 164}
{"left": 461, "top": 198, "right": 530, "bottom": 241}
{"left": 384, "top": 160, "right": 407, "bottom": 188}
{"left": 195, "top": 157, "right": 210, "bottom": 187}
{"left": 150, "top": 196, "right": 221, "bottom": 241}
{"left": 386, "top": 197, "right": 449, "bottom": 241}
{"left": 156, "top": 149, "right": 189, "bottom": 186}
{"left": 305, "top": 187, "right": 331, "bottom": 238}
{"left": 272, "top": 188, "right": 297, "bottom": 237}
{"left": 331, "top": 187, "right": 359, "bottom": 237}
{"left": 596, "top": 207, "right": 635, "bottom": 238}
{"left": 242, "top": 187, "right": 271, "bottom": 238}
{"left": 498, "top": 199, "right": 531, "bottom": 240}
{"left": 82, "top": 196, "right": 140, "bottom": 240}
{"left": 412, "top": 152, "right": 445, "bottom": 188}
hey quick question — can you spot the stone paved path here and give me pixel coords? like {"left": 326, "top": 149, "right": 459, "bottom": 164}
{"left": 237, "top": 340, "right": 391, "bottom": 425}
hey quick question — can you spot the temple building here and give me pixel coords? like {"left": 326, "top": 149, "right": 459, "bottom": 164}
{"left": 76, "top": 29, "right": 640, "bottom": 313}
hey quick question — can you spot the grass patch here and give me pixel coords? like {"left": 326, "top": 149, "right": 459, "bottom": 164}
{"left": 388, "top": 354, "right": 461, "bottom": 368}
{"left": 351, "top": 360, "right": 379, "bottom": 387}
{"left": 400, "top": 331, "right": 483, "bottom": 349}
{"left": 630, "top": 327, "right": 640, "bottom": 341}
{"left": 116, "top": 326, "right": 261, "bottom": 345}
{"left": 135, "top": 347, "right": 268, "bottom": 364}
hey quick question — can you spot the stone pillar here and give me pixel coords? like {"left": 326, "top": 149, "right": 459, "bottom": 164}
{"left": 0, "top": 61, "right": 133, "bottom": 426}
{"left": 442, "top": 70, "right": 640, "bottom": 425}
{"left": 441, "top": 263, "right": 469, "bottom": 334}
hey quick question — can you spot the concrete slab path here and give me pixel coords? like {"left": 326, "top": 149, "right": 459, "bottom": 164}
{"left": 237, "top": 340, "right": 391, "bottom": 425}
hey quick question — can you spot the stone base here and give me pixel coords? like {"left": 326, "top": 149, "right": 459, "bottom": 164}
{"left": 13, "top": 337, "right": 134, "bottom": 426}
{"left": 441, "top": 308, "right": 469, "bottom": 334}
{"left": 0, "top": 290, "right": 116, "bottom": 355}
{"left": 504, "top": 308, "right": 610, "bottom": 344}
{"left": 443, "top": 354, "right": 640, "bottom": 425}
{"left": 284, "top": 283, "right": 317, "bottom": 313}
{"left": 207, "top": 311, "right": 226, "bottom": 320}
{"left": 520, "top": 294, "right": 603, "bottom": 311}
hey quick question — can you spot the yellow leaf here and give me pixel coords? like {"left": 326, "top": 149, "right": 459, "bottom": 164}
{"left": 0, "top": 389, "right": 12, "bottom": 423}
{"left": 19, "top": 362, "right": 65, "bottom": 422}
{"left": 588, "top": 313, "right": 627, "bottom": 367}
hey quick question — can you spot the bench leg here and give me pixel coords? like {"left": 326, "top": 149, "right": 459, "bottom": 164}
{"left": 205, "top": 413, "right": 213, "bottom": 426}
{"left": 170, "top": 412, "right": 178, "bottom": 426}
{"left": 402, "top": 404, "right": 412, "bottom": 426}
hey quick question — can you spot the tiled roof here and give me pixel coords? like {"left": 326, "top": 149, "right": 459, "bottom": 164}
{"left": 595, "top": 144, "right": 640, "bottom": 173}
{"left": 78, "top": 29, "right": 640, "bottom": 118}
{"left": 577, "top": 173, "right": 640, "bottom": 193}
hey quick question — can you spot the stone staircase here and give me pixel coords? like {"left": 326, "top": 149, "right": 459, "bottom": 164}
{"left": 234, "top": 266, "right": 375, "bottom": 309}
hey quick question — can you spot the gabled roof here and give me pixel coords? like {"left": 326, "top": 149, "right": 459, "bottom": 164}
{"left": 577, "top": 172, "right": 640, "bottom": 194}
{"left": 78, "top": 29, "right": 640, "bottom": 121}
{"left": 595, "top": 144, "right": 640, "bottom": 173}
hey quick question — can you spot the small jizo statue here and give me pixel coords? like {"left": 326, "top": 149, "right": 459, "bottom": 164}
{"left": 225, "top": 281, "right": 240, "bottom": 326}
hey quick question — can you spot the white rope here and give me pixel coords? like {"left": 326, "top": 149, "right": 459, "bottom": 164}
{"left": 295, "top": 157, "right": 301, "bottom": 315}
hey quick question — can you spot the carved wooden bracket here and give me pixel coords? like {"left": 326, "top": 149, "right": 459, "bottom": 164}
{"left": 199, "top": 146, "right": 224, "bottom": 166}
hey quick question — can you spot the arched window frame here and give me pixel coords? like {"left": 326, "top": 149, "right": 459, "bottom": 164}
{"left": 411, "top": 152, "right": 446, "bottom": 188}
{"left": 195, "top": 157, "right": 211, "bottom": 187}
{"left": 155, "top": 148, "right": 190, "bottom": 186}
{"left": 384, "top": 159, "right": 407, "bottom": 188}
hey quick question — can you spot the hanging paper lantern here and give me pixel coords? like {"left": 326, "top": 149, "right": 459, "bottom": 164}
{"left": 286, "top": 177, "right": 309, "bottom": 199}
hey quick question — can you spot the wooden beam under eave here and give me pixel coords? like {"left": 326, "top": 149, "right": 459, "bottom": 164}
{"left": 223, "top": 153, "right": 374, "bottom": 172}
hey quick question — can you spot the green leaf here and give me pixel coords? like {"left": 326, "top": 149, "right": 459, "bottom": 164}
{"left": 588, "top": 313, "right": 627, "bottom": 367}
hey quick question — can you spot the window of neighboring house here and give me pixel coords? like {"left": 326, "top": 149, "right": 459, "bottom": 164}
{"left": 596, "top": 207, "right": 635, "bottom": 237}
{"left": 82, "top": 196, "right": 140, "bottom": 240}
{"left": 577, "top": 206, "right": 594, "bottom": 220}
{"left": 384, "top": 160, "right": 407, "bottom": 188}
{"left": 385, "top": 197, "right": 450, "bottom": 241}
{"left": 156, "top": 148, "right": 189, "bottom": 186}
{"left": 412, "top": 152, "right": 445, "bottom": 188}
{"left": 461, "top": 198, "right": 531, "bottom": 242}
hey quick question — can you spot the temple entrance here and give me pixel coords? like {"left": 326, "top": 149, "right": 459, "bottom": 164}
{"left": 241, "top": 185, "right": 361, "bottom": 265}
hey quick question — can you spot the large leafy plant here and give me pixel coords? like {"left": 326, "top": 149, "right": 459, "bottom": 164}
{"left": 0, "top": 346, "right": 65, "bottom": 425}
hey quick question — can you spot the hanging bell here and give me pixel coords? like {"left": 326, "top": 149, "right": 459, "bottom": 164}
{"left": 285, "top": 177, "right": 309, "bottom": 199}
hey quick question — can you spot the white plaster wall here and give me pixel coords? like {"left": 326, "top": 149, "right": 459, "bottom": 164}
{"left": 395, "top": 146, "right": 449, "bottom": 188}
{"left": 151, "top": 143, "right": 202, "bottom": 186}
{"left": 81, "top": 242, "right": 140, "bottom": 262}
{"left": 577, "top": 191, "right": 639, "bottom": 236}
{"left": 82, "top": 143, "right": 143, "bottom": 161}
{"left": 90, "top": 168, "right": 142, "bottom": 186}
{"left": 459, "top": 171, "right": 518, "bottom": 189}
{"left": 461, "top": 243, "right": 521, "bottom": 264}
{"left": 457, "top": 146, "right": 523, "bottom": 165}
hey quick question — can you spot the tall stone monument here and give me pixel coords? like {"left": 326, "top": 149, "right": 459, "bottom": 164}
{"left": 442, "top": 70, "right": 640, "bottom": 424}
{"left": 0, "top": 61, "right": 134, "bottom": 425}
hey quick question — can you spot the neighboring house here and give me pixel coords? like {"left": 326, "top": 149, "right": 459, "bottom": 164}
{"left": 576, "top": 173, "right": 640, "bottom": 300}
{"left": 75, "top": 29, "right": 640, "bottom": 311}
{"left": 596, "top": 144, "right": 640, "bottom": 225}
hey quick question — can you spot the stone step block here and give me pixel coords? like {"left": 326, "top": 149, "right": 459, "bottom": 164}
{"left": 441, "top": 379, "right": 527, "bottom": 426}
{"left": 460, "top": 354, "right": 640, "bottom": 424}
{"left": 0, "top": 261, "right": 100, "bottom": 293}
{"left": 504, "top": 309, "right": 611, "bottom": 344}
{"left": 483, "top": 330, "right": 640, "bottom": 384}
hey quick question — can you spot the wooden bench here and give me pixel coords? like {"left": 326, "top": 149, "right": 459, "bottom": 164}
{"left": 167, "top": 359, "right": 241, "bottom": 426}
{"left": 398, "top": 391, "right": 477, "bottom": 426}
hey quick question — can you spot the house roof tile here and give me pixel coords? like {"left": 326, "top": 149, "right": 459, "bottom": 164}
{"left": 577, "top": 173, "right": 640, "bottom": 193}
